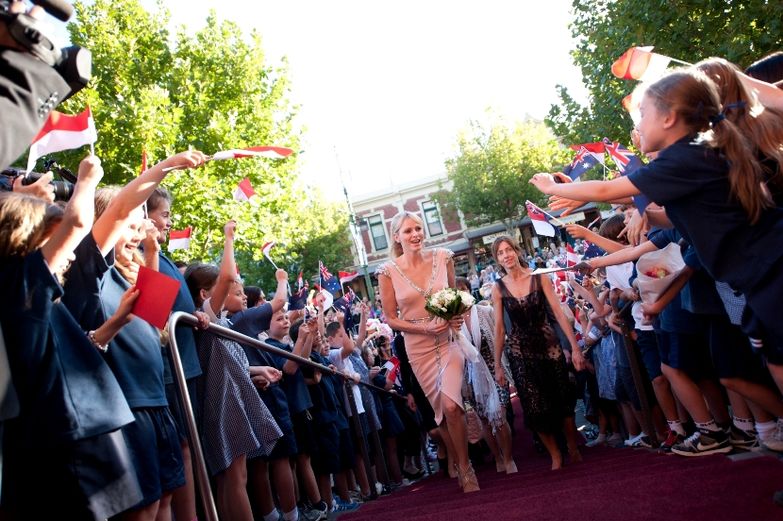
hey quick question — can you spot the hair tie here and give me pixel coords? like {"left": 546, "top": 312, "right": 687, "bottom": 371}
{"left": 709, "top": 113, "right": 726, "bottom": 126}
{"left": 724, "top": 101, "right": 747, "bottom": 111}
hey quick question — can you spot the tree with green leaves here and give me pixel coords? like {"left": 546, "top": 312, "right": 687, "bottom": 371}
{"left": 547, "top": 0, "right": 783, "bottom": 146}
{"left": 435, "top": 117, "right": 571, "bottom": 235}
{"left": 53, "top": 0, "right": 353, "bottom": 289}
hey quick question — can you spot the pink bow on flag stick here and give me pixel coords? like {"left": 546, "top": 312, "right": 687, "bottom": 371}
{"left": 162, "top": 146, "right": 293, "bottom": 172}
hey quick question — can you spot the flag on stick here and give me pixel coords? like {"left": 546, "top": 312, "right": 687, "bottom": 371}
{"left": 566, "top": 243, "right": 580, "bottom": 267}
{"left": 212, "top": 146, "right": 293, "bottom": 161}
{"left": 289, "top": 275, "right": 309, "bottom": 311}
{"left": 27, "top": 106, "right": 98, "bottom": 172}
{"left": 168, "top": 227, "right": 192, "bottom": 251}
{"left": 611, "top": 46, "right": 673, "bottom": 82}
{"left": 602, "top": 138, "right": 652, "bottom": 213}
{"left": 562, "top": 145, "right": 603, "bottom": 180}
{"left": 233, "top": 177, "right": 256, "bottom": 203}
{"left": 339, "top": 271, "right": 360, "bottom": 284}
{"left": 525, "top": 200, "right": 560, "bottom": 237}
{"left": 319, "top": 261, "right": 342, "bottom": 295}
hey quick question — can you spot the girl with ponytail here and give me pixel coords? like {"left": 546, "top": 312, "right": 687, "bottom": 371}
{"left": 530, "top": 68, "right": 783, "bottom": 359}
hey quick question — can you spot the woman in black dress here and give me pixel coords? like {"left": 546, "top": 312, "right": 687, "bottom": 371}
{"left": 490, "top": 235, "right": 585, "bottom": 470}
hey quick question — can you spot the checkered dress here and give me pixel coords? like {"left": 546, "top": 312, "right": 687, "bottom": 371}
{"left": 195, "top": 319, "right": 282, "bottom": 475}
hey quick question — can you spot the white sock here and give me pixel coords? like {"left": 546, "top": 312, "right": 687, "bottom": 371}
{"left": 732, "top": 417, "right": 755, "bottom": 432}
{"left": 756, "top": 420, "right": 776, "bottom": 441}
{"left": 667, "top": 420, "right": 686, "bottom": 436}
{"left": 282, "top": 507, "right": 299, "bottom": 521}
{"left": 264, "top": 509, "right": 281, "bottom": 521}
{"left": 696, "top": 420, "right": 720, "bottom": 433}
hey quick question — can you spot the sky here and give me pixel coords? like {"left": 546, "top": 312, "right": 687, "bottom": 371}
{"left": 61, "top": 0, "right": 589, "bottom": 201}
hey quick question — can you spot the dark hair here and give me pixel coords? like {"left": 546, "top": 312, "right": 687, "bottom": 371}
{"left": 490, "top": 235, "right": 523, "bottom": 274}
{"left": 290, "top": 318, "right": 303, "bottom": 343}
{"left": 147, "top": 186, "right": 172, "bottom": 213}
{"left": 184, "top": 263, "right": 219, "bottom": 307}
{"left": 455, "top": 276, "right": 469, "bottom": 291}
{"left": 244, "top": 285, "right": 263, "bottom": 308}
{"left": 744, "top": 51, "right": 783, "bottom": 83}
{"left": 646, "top": 69, "right": 769, "bottom": 223}
{"left": 325, "top": 321, "right": 342, "bottom": 339}
{"left": 174, "top": 260, "right": 188, "bottom": 269}
{"left": 597, "top": 214, "right": 626, "bottom": 243}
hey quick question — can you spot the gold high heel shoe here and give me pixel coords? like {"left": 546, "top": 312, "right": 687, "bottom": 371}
{"left": 459, "top": 463, "right": 480, "bottom": 493}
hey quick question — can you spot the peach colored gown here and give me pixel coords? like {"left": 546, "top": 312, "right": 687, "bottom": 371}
{"left": 378, "top": 248, "right": 464, "bottom": 425}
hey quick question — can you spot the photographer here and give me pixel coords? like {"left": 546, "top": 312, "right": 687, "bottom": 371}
{"left": 0, "top": 1, "right": 86, "bottom": 169}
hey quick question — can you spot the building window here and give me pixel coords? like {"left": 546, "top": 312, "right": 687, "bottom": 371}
{"left": 422, "top": 201, "right": 443, "bottom": 237}
{"left": 368, "top": 214, "right": 388, "bottom": 251}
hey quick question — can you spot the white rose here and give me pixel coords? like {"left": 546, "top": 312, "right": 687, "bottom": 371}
{"left": 459, "top": 291, "right": 475, "bottom": 307}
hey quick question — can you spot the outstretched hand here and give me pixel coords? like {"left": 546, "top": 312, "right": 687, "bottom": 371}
{"left": 529, "top": 173, "right": 557, "bottom": 193}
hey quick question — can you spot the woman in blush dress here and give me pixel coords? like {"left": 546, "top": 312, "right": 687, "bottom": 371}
{"left": 377, "top": 211, "right": 479, "bottom": 493}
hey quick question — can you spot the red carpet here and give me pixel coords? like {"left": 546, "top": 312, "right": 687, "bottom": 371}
{"left": 342, "top": 399, "right": 783, "bottom": 521}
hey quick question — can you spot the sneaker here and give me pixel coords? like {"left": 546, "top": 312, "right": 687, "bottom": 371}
{"left": 330, "top": 498, "right": 361, "bottom": 514}
{"left": 659, "top": 430, "right": 685, "bottom": 453}
{"left": 301, "top": 501, "right": 328, "bottom": 521}
{"left": 586, "top": 433, "right": 607, "bottom": 447}
{"left": 761, "top": 419, "right": 783, "bottom": 452}
{"left": 671, "top": 428, "right": 732, "bottom": 457}
{"left": 729, "top": 424, "right": 760, "bottom": 451}
{"left": 624, "top": 432, "right": 652, "bottom": 448}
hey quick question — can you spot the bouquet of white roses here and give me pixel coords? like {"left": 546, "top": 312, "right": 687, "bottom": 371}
{"left": 425, "top": 288, "right": 479, "bottom": 362}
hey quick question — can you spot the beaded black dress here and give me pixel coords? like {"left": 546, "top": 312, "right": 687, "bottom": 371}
{"left": 496, "top": 275, "right": 575, "bottom": 433}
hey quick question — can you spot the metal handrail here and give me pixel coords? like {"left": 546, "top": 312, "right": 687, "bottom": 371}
{"left": 167, "top": 311, "right": 404, "bottom": 520}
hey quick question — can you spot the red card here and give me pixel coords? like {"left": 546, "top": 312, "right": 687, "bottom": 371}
{"left": 132, "top": 265, "right": 180, "bottom": 329}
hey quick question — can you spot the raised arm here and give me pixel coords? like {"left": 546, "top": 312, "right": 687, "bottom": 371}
{"left": 269, "top": 269, "right": 289, "bottom": 314}
{"left": 581, "top": 240, "right": 657, "bottom": 272}
{"left": 92, "top": 150, "right": 206, "bottom": 256}
{"left": 141, "top": 219, "right": 160, "bottom": 272}
{"left": 565, "top": 224, "right": 626, "bottom": 254}
{"left": 40, "top": 155, "right": 103, "bottom": 274}
{"left": 207, "top": 220, "right": 237, "bottom": 317}
{"left": 355, "top": 303, "right": 369, "bottom": 347}
{"left": 530, "top": 174, "right": 639, "bottom": 203}
{"left": 738, "top": 72, "right": 783, "bottom": 112}
{"left": 283, "top": 318, "right": 316, "bottom": 375}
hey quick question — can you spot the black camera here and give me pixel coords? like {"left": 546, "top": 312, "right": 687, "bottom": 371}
{"left": 1, "top": 158, "right": 76, "bottom": 201}
{"left": 0, "top": 1, "right": 91, "bottom": 101}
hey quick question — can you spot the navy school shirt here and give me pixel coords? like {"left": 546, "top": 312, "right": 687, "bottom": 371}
{"left": 63, "top": 233, "right": 167, "bottom": 408}
{"left": 242, "top": 343, "right": 293, "bottom": 424}
{"left": 1, "top": 250, "right": 133, "bottom": 443}
{"left": 265, "top": 337, "right": 313, "bottom": 415}
{"left": 158, "top": 252, "right": 202, "bottom": 383}
{"left": 227, "top": 302, "right": 273, "bottom": 339}
{"left": 646, "top": 228, "right": 707, "bottom": 334}
{"left": 627, "top": 135, "right": 783, "bottom": 292}
{"left": 302, "top": 351, "right": 341, "bottom": 425}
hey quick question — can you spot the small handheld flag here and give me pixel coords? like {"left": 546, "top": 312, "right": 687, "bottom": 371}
{"left": 525, "top": 200, "right": 561, "bottom": 237}
{"left": 168, "top": 227, "right": 192, "bottom": 251}
{"left": 319, "top": 261, "right": 342, "bottom": 295}
{"left": 562, "top": 145, "right": 603, "bottom": 180}
{"left": 233, "top": 177, "right": 256, "bottom": 203}
{"left": 27, "top": 107, "right": 98, "bottom": 172}
{"left": 339, "top": 271, "right": 360, "bottom": 284}
{"left": 211, "top": 146, "right": 293, "bottom": 161}
{"left": 261, "top": 241, "right": 278, "bottom": 269}
{"left": 611, "top": 46, "right": 674, "bottom": 82}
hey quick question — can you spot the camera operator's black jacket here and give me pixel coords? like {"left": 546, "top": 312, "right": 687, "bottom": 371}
{"left": 0, "top": 48, "right": 69, "bottom": 170}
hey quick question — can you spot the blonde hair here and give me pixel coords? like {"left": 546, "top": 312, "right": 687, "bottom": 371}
{"left": 389, "top": 211, "right": 424, "bottom": 258}
{"left": 0, "top": 193, "right": 62, "bottom": 257}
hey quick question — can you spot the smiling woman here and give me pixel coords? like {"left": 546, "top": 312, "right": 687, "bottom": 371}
{"left": 376, "top": 210, "right": 480, "bottom": 493}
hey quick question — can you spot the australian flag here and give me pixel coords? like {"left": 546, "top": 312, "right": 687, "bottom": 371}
{"left": 562, "top": 144, "right": 603, "bottom": 180}
{"left": 602, "top": 138, "right": 651, "bottom": 213}
{"left": 319, "top": 261, "right": 342, "bottom": 296}
{"left": 333, "top": 287, "right": 357, "bottom": 332}
{"left": 582, "top": 240, "right": 605, "bottom": 260}
{"left": 288, "top": 271, "right": 309, "bottom": 311}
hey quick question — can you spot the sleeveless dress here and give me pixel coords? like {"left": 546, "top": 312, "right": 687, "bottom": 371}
{"left": 497, "top": 275, "right": 575, "bottom": 433}
{"left": 377, "top": 248, "right": 464, "bottom": 425}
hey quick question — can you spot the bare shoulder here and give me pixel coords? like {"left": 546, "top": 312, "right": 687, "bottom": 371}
{"left": 376, "top": 262, "right": 392, "bottom": 279}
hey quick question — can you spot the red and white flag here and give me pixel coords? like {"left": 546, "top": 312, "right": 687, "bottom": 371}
{"left": 261, "top": 241, "right": 275, "bottom": 258}
{"left": 525, "top": 200, "right": 557, "bottom": 237}
{"left": 212, "top": 146, "right": 293, "bottom": 161}
{"left": 339, "top": 270, "right": 360, "bottom": 284}
{"left": 566, "top": 243, "right": 580, "bottom": 267}
{"left": 168, "top": 227, "right": 192, "bottom": 251}
{"left": 27, "top": 106, "right": 98, "bottom": 172}
{"left": 611, "top": 46, "right": 672, "bottom": 82}
{"left": 233, "top": 177, "right": 256, "bottom": 202}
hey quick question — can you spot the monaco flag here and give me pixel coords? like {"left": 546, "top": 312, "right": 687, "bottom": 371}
{"left": 339, "top": 271, "right": 360, "bottom": 284}
{"left": 611, "top": 46, "right": 672, "bottom": 82}
{"left": 233, "top": 177, "right": 256, "bottom": 202}
{"left": 566, "top": 243, "right": 580, "bottom": 266}
{"left": 168, "top": 227, "right": 192, "bottom": 251}
{"left": 212, "top": 146, "right": 293, "bottom": 161}
{"left": 27, "top": 106, "right": 98, "bottom": 172}
{"left": 525, "top": 200, "right": 557, "bottom": 237}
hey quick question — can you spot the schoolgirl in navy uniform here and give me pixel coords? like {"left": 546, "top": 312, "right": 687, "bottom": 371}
{"left": 0, "top": 156, "right": 143, "bottom": 520}
{"left": 63, "top": 150, "right": 207, "bottom": 520}
{"left": 531, "top": 68, "right": 783, "bottom": 368}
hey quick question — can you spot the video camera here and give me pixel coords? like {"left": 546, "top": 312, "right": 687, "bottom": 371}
{"left": 1, "top": 158, "right": 76, "bottom": 201}
{"left": 0, "top": 0, "right": 91, "bottom": 100}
